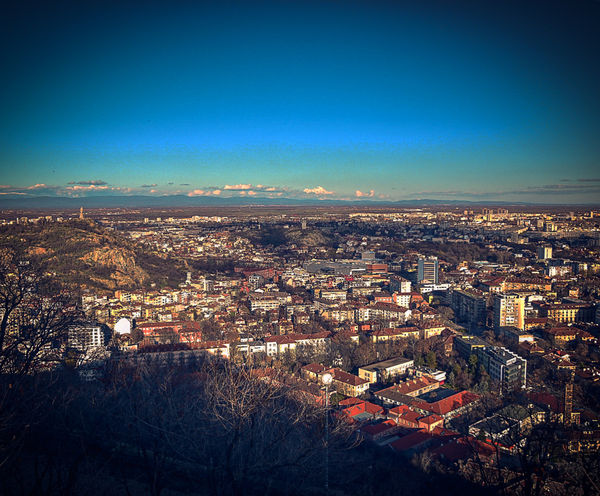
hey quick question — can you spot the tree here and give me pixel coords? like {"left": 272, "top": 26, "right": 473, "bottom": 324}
{"left": 0, "top": 248, "right": 82, "bottom": 479}
{"left": 426, "top": 351, "right": 437, "bottom": 370}
{"left": 468, "top": 354, "right": 478, "bottom": 375}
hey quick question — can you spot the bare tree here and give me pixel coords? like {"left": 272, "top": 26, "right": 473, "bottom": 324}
{"left": 0, "top": 249, "right": 81, "bottom": 473}
{"left": 91, "top": 357, "right": 357, "bottom": 495}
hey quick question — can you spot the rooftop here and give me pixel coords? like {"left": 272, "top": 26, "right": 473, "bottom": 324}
{"left": 360, "top": 356, "right": 414, "bottom": 372}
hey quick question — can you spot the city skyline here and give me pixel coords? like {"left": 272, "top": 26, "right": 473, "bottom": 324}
{"left": 1, "top": 0, "right": 600, "bottom": 204}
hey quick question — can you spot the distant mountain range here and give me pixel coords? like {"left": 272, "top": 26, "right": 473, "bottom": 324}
{"left": 0, "top": 195, "right": 597, "bottom": 209}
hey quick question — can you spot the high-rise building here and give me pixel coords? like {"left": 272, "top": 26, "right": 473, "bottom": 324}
{"left": 68, "top": 323, "right": 106, "bottom": 351}
{"left": 493, "top": 293, "right": 525, "bottom": 330}
{"left": 417, "top": 257, "right": 438, "bottom": 284}
{"left": 451, "top": 289, "right": 487, "bottom": 331}
{"left": 390, "top": 275, "right": 411, "bottom": 293}
{"left": 537, "top": 245, "right": 552, "bottom": 260}
{"left": 476, "top": 346, "right": 527, "bottom": 391}
{"left": 564, "top": 375, "right": 574, "bottom": 425}
{"left": 482, "top": 208, "right": 494, "bottom": 221}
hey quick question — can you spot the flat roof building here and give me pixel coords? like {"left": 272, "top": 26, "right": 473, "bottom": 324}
{"left": 358, "top": 357, "right": 414, "bottom": 384}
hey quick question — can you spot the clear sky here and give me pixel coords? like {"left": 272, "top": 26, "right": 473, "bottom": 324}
{"left": 1, "top": 0, "right": 599, "bottom": 203}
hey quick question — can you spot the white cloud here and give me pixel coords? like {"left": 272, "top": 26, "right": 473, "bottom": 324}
{"left": 224, "top": 184, "right": 252, "bottom": 190}
{"left": 355, "top": 189, "right": 375, "bottom": 198}
{"left": 303, "top": 186, "right": 334, "bottom": 195}
{"left": 67, "top": 180, "right": 108, "bottom": 186}
{"left": 65, "top": 184, "right": 109, "bottom": 191}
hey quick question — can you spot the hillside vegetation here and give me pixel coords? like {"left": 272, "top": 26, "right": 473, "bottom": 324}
{"left": 0, "top": 220, "right": 185, "bottom": 291}
{"left": 250, "top": 226, "right": 333, "bottom": 248}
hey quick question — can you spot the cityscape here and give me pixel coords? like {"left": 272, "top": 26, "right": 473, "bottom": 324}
{"left": 1, "top": 205, "right": 599, "bottom": 494}
{"left": 1, "top": 0, "right": 600, "bottom": 495}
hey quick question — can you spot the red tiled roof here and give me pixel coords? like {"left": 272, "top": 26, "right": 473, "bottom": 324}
{"left": 388, "top": 405, "right": 410, "bottom": 416}
{"left": 431, "top": 427, "right": 460, "bottom": 437}
{"left": 431, "top": 437, "right": 495, "bottom": 462}
{"left": 390, "top": 429, "right": 432, "bottom": 452}
{"left": 372, "top": 327, "right": 419, "bottom": 337}
{"left": 328, "top": 368, "right": 369, "bottom": 387}
{"left": 264, "top": 335, "right": 296, "bottom": 344}
{"left": 302, "top": 363, "right": 326, "bottom": 374}
{"left": 361, "top": 419, "right": 397, "bottom": 437}
{"left": 528, "top": 392, "right": 562, "bottom": 413}
{"left": 416, "top": 391, "right": 480, "bottom": 416}
{"left": 545, "top": 327, "right": 578, "bottom": 336}
{"left": 342, "top": 401, "right": 384, "bottom": 419}
{"left": 401, "top": 410, "right": 422, "bottom": 424}
{"left": 378, "top": 376, "right": 439, "bottom": 397}
{"left": 421, "top": 414, "right": 444, "bottom": 425}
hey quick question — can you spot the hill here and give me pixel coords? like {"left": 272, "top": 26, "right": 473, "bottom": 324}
{"left": 0, "top": 220, "right": 186, "bottom": 292}
{"left": 249, "top": 226, "right": 334, "bottom": 249}
{"left": 0, "top": 194, "right": 590, "bottom": 210}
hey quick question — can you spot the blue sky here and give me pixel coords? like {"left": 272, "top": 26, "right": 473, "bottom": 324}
{"left": 1, "top": 0, "right": 599, "bottom": 203}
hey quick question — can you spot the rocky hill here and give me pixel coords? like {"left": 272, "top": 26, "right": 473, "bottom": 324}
{"left": 250, "top": 226, "right": 334, "bottom": 248}
{"left": 0, "top": 220, "right": 185, "bottom": 292}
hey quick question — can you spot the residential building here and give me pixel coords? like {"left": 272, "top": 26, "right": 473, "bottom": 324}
{"left": 494, "top": 294, "right": 525, "bottom": 330}
{"left": 450, "top": 289, "right": 487, "bottom": 330}
{"left": 476, "top": 346, "right": 527, "bottom": 391}
{"left": 301, "top": 362, "right": 326, "bottom": 382}
{"left": 370, "top": 326, "right": 420, "bottom": 343}
{"left": 374, "top": 376, "right": 440, "bottom": 405}
{"left": 537, "top": 303, "right": 595, "bottom": 323}
{"left": 326, "top": 368, "right": 370, "bottom": 397}
{"left": 498, "top": 326, "right": 534, "bottom": 345}
{"left": 68, "top": 323, "right": 107, "bottom": 351}
{"left": 454, "top": 335, "right": 488, "bottom": 360}
{"left": 390, "top": 275, "right": 412, "bottom": 293}
{"left": 418, "top": 257, "right": 439, "bottom": 284}
{"left": 358, "top": 357, "right": 414, "bottom": 384}
{"left": 537, "top": 245, "right": 553, "bottom": 260}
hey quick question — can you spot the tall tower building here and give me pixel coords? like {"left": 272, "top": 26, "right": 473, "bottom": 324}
{"left": 417, "top": 257, "right": 439, "bottom": 284}
{"left": 79, "top": 206, "right": 84, "bottom": 220}
{"left": 564, "top": 374, "right": 574, "bottom": 425}
{"left": 537, "top": 245, "right": 552, "bottom": 260}
{"left": 493, "top": 293, "right": 525, "bottom": 330}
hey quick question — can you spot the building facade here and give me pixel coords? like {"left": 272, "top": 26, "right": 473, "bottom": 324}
{"left": 493, "top": 294, "right": 525, "bottom": 330}
{"left": 417, "top": 257, "right": 439, "bottom": 285}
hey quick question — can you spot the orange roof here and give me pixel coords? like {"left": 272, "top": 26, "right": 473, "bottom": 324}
{"left": 361, "top": 419, "right": 397, "bottom": 437}
{"left": 328, "top": 368, "right": 369, "bottom": 387}
{"left": 379, "top": 376, "right": 439, "bottom": 397}
{"left": 301, "top": 363, "right": 326, "bottom": 374}
{"left": 390, "top": 429, "right": 431, "bottom": 452}
{"left": 342, "top": 401, "right": 384, "bottom": 419}
{"left": 416, "top": 391, "right": 480, "bottom": 416}
{"left": 372, "top": 327, "right": 419, "bottom": 337}
{"left": 388, "top": 405, "right": 411, "bottom": 416}
{"left": 420, "top": 414, "right": 444, "bottom": 425}
{"left": 432, "top": 436, "right": 495, "bottom": 462}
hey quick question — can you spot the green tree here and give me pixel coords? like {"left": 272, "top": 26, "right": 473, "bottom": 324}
{"left": 426, "top": 351, "right": 437, "bottom": 369}
{"left": 468, "top": 354, "right": 478, "bottom": 374}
